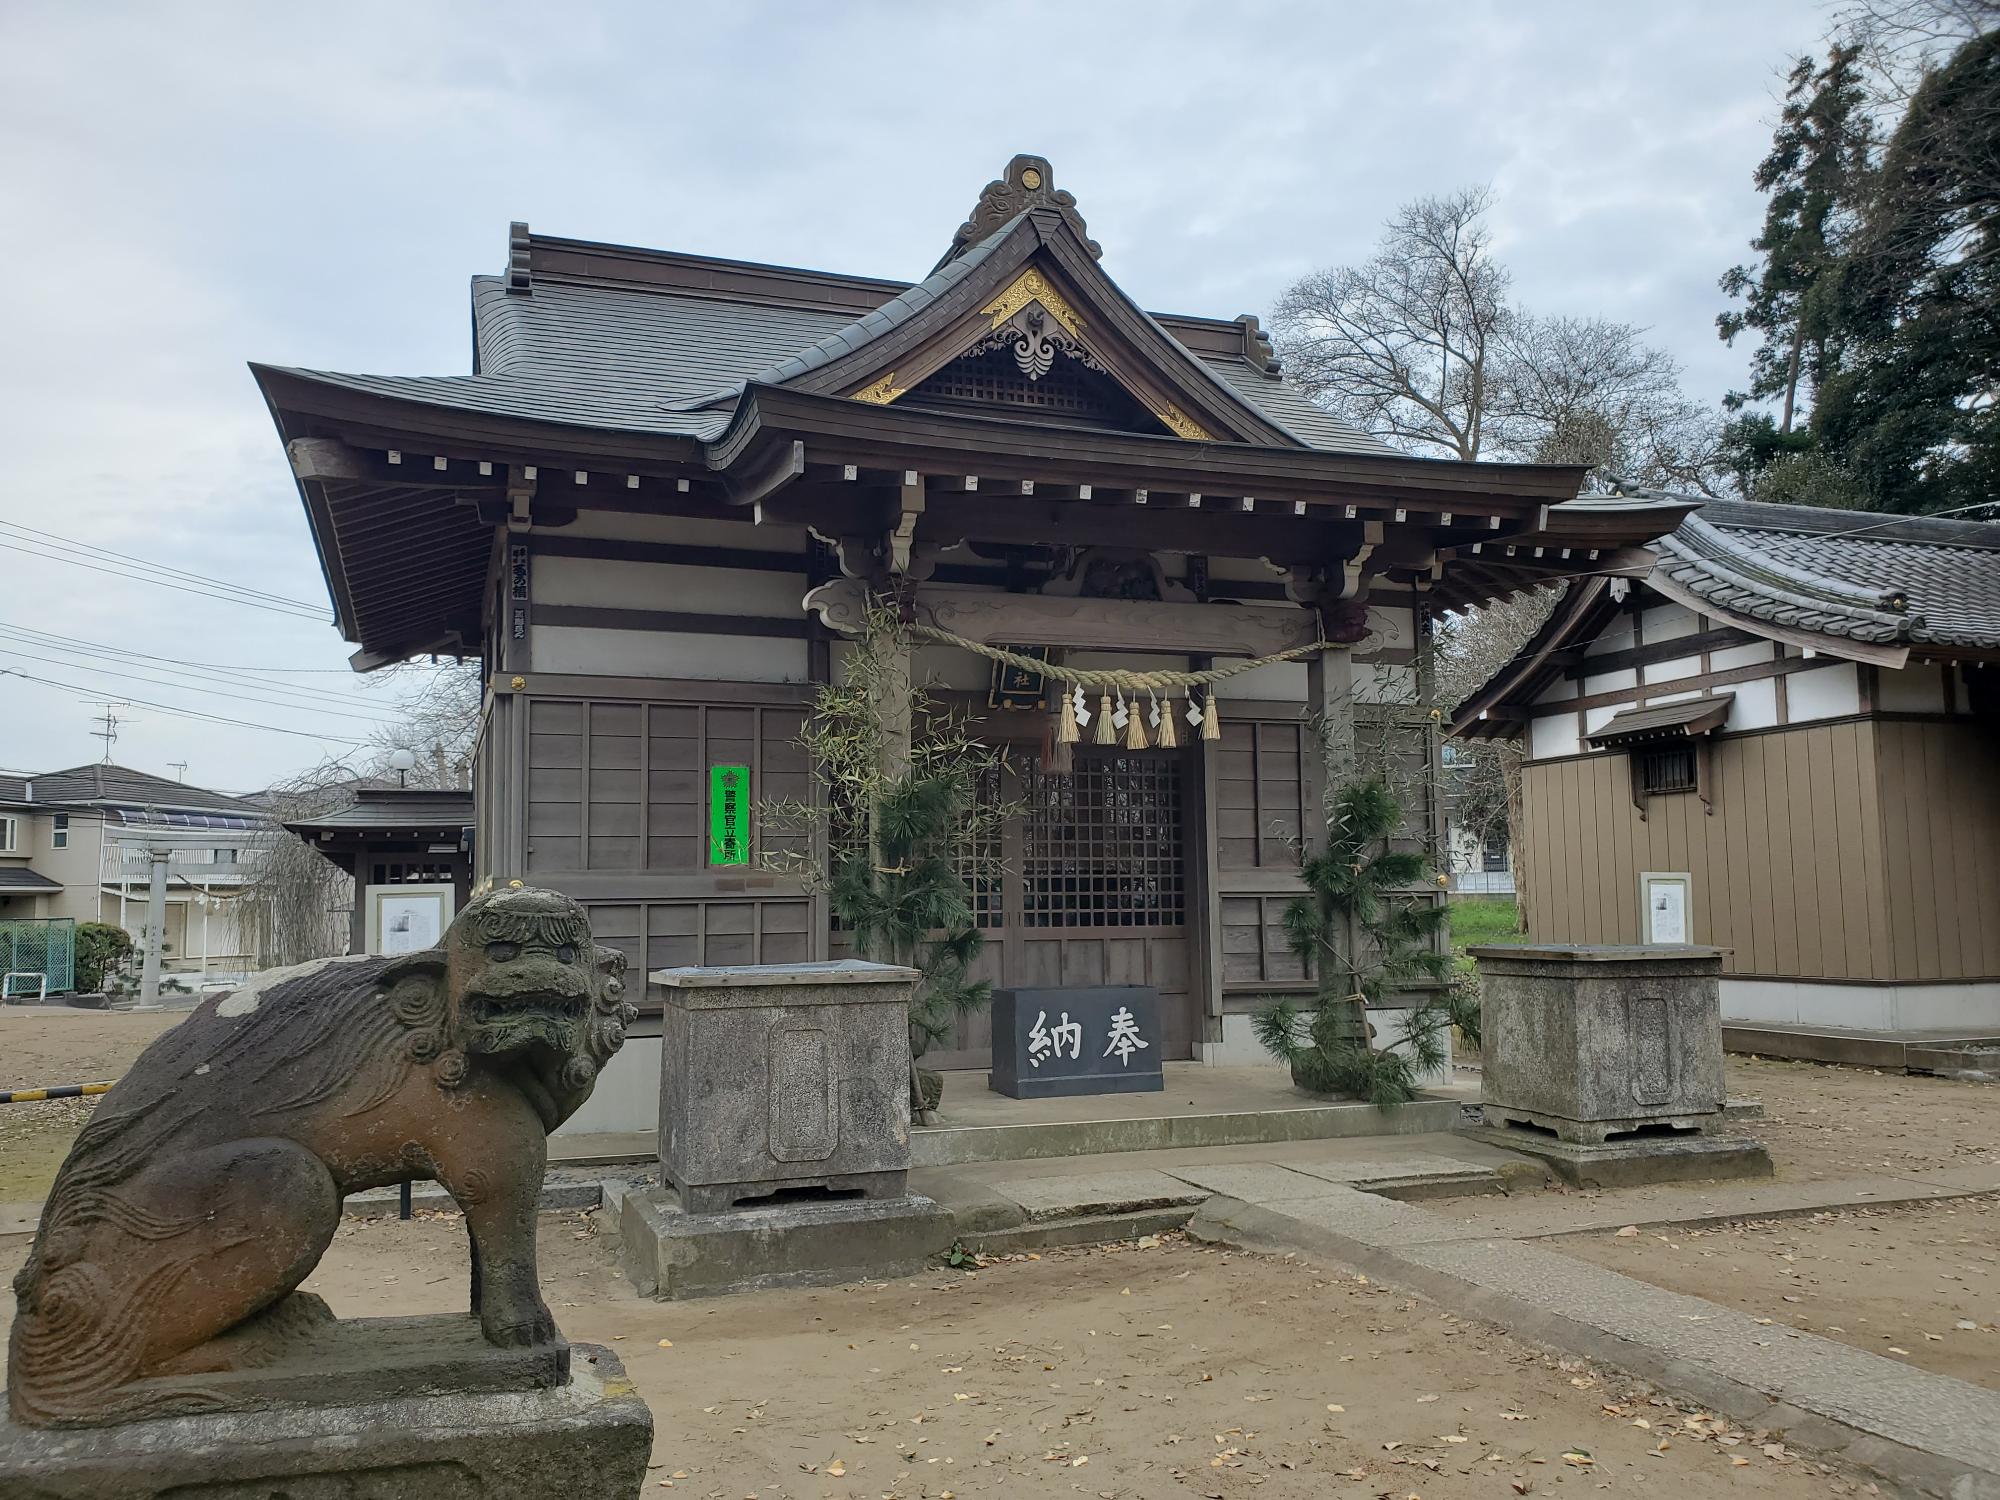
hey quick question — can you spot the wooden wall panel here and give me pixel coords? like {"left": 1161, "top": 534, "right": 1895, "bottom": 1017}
{"left": 1215, "top": 721, "right": 1308, "bottom": 871}
{"left": 1875, "top": 719, "right": 2000, "bottom": 983}
{"left": 514, "top": 685, "right": 820, "bottom": 986}
{"left": 1516, "top": 720, "right": 1974, "bottom": 983}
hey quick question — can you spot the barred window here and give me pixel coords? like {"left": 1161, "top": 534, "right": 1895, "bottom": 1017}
{"left": 1023, "top": 754, "right": 1184, "bottom": 928}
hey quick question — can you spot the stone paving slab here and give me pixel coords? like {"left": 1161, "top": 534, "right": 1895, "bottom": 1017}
{"left": 1400, "top": 1236, "right": 2000, "bottom": 1481}
{"left": 1156, "top": 1162, "right": 1357, "bottom": 1201}
{"left": 986, "top": 1168, "right": 1209, "bottom": 1223}
{"left": 1189, "top": 1179, "right": 2000, "bottom": 1498}
{"left": 1427, "top": 1164, "right": 2000, "bottom": 1243}
{"left": 1279, "top": 1151, "right": 1504, "bottom": 1186}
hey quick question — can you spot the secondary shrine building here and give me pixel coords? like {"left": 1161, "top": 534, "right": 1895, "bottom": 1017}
{"left": 256, "top": 155, "right": 1685, "bottom": 1127}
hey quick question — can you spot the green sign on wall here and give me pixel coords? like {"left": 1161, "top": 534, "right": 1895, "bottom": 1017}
{"left": 708, "top": 764, "right": 750, "bottom": 866}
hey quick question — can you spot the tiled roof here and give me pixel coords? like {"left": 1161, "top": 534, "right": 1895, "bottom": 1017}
{"left": 271, "top": 240, "right": 1395, "bottom": 457}
{"left": 0, "top": 868, "right": 62, "bottom": 891}
{"left": 1586, "top": 694, "right": 1734, "bottom": 746}
{"left": 1646, "top": 497, "right": 2000, "bottom": 652}
{"left": 18, "top": 764, "right": 261, "bottom": 816}
{"left": 283, "top": 787, "right": 474, "bottom": 833}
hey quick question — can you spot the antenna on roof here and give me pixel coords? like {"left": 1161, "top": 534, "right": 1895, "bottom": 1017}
{"left": 90, "top": 702, "right": 127, "bottom": 763}
{"left": 169, "top": 760, "right": 189, "bottom": 782}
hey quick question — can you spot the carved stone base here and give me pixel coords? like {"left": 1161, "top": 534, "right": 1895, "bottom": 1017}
{"left": 0, "top": 1340, "right": 651, "bottom": 1499}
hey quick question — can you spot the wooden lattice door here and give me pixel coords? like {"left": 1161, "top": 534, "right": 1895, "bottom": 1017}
{"left": 930, "top": 748, "right": 1195, "bottom": 1070}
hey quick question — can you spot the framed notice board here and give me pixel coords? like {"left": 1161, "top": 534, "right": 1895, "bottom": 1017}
{"left": 708, "top": 764, "right": 750, "bottom": 866}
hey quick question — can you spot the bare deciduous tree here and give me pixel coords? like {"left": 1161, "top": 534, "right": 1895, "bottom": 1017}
{"left": 239, "top": 663, "right": 485, "bottom": 967}
{"left": 1835, "top": 0, "right": 2000, "bottom": 105}
{"left": 1273, "top": 187, "right": 1509, "bottom": 460}
{"left": 1274, "top": 187, "right": 1730, "bottom": 493}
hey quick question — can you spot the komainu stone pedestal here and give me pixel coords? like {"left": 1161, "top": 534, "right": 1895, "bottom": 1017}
{"left": 1469, "top": 943, "right": 1771, "bottom": 1187}
{"left": 0, "top": 1336, "right": 652, "bottom": 1499}
{"left": 652, "top": 960, "right": 920, "bottom": 1214}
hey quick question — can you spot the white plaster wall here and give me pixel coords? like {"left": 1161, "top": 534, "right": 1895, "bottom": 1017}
{"left": 1786, "top": 663, "right": 1860, "bottom": 721}
{"left": 1583, "top": 706, "right": 1621, "bottom": 739}
{"left": 535, "top": 557, "right": 804, "bottom": 616}
{"left": 1582, "top": 667, "right": 1637, "bottom": 696}
{"left": 1877, "top": 661, "right": 1947, "bottom": 714}
{"left": 533, "top": 626, "right": 808, "bottom": 682}
{"left": 554, "top": 1033, "right": 662, "bottom": 1138}
{"left": 1198, "top": 1011, "right": 1452, "bottom": 1086}
{"left": 1225, "top": 660, "right": 1308, "bottom": 700}
{"left": 1530, "top": 715, "right": 1580, "bottom": 760}
{"left": 1642, "top": 655, "right": 1702, "bottom": 685}
{"left": 1647, "top": 690, "right": 1702, "bottom": 706}
{"left": 1712, "top": 641, "right": 1774, "bottom": 672}
{"left": 1534, "top": 677, "right": 1577, "bottom": 704}
{"left": 1724, "top": 678, "right": 1779, "bottom": 731}
{"left": 1723, "top": 978, "right": 2000, "bottom": 1032}
{"left": 1640, "top": 604, "right": 1700, "bottom": 642}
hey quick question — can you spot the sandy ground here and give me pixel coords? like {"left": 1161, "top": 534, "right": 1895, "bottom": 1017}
{"left": 1555, "top": 1196, "right": 2000, "bottom": 1391}
{"left": 0, "top": 1005, "right": 181, "bottom": 1200}
{"left": 1730, "top": 1056, "right": 2000, "bottom": 1182}
{"left": 1, "top": 1216, "right": 1879, "bottom": 1497}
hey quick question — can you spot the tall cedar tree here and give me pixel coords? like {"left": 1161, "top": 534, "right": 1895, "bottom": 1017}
{"left": 1813, "top": 26, "right": 2000, "bottom": 514}
{"left": 1719, "top": 46, "right": 1877, "bottom": 457}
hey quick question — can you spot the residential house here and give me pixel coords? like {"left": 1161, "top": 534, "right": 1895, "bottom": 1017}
{"left": 0, "top": 763, "right": 271, "bottom": 986}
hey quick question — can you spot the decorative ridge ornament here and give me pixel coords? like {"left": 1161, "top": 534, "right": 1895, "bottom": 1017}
{"left": 1154, "top": 403, "right": 1213, "bottom": 441}
{"left": 936, "top": 154, "right": 1102, "bottom": 270}
{"left": 851, "top": 370, "right": 906, "bottom": 406}
{"left": 982, "top": 269, "right": 1086, "bottom": 340}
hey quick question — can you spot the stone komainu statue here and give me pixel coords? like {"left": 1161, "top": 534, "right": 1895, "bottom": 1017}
{"left": 6, "top": 886, "right": 637, "bottom": 1428}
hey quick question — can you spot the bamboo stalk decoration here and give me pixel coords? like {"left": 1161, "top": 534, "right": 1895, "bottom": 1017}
{"left": 1094, "top": 693, "right": 1117, "bottom": 746}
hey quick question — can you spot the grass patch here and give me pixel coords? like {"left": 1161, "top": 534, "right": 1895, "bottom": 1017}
{"left": 1448, "top": 897, "right": 1524, "bottom": 951}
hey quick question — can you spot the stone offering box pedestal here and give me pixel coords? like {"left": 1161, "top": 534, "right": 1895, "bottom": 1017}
{"left": 0, "top": 1330, "right": 652, "bottom": 1500}
{"left": 1469, "top": 944, "right": 1771, "bottom": 1187}
{"left": 652, "top": 960, "right": 921, "bottom": 1214}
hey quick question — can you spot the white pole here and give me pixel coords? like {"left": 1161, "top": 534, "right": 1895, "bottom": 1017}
{"left": 137, "top": 846, "right": 169, "bottom": 1009}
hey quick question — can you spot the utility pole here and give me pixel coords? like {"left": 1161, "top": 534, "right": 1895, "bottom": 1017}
{"left": 136, "top": 845, "right": 171, "bottom": 1010}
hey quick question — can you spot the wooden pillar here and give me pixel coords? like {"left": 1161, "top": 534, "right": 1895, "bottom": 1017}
{"left": 1307, "top": 620, "right": 1365, "bottom": 1035}
{"left": 348, "top": 852, "right": 368, "bottom": 955}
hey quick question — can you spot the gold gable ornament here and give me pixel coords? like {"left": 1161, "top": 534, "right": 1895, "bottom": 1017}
{"left": 851, "top": 371, "right": 906, "bottom": 406}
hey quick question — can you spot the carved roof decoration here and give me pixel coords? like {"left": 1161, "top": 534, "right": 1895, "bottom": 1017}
{"left": 937, "top": 154, "right": 1100, "bottom": 271}
{"left": 505, "top": 221, "right": 532, "bottom": 296}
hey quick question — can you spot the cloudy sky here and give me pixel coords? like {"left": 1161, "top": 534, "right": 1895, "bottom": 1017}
{"left": 0, "top": 0, "right": 1832, "bottom": 793}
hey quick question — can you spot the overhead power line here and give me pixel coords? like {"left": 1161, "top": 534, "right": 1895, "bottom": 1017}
{"left": 0, "top": 647, "right": 405, "bottom": 726}
{"left": 0, "top": 625, "right": 399, "bottom": 717}
{"left": 0, "top": 528, "right": 329, "bottom": 623}
{"left": 0, "top": 521, "right": 324, "bottom": 611}
{"left": 0, "top": 666, "right": 365, "bottom": 745}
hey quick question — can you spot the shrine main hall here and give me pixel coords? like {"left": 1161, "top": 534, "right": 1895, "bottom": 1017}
{"left": 256, "top": 155, "right": 1687, "bottom": 1125}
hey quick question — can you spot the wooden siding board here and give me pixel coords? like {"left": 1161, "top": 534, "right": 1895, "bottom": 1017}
{"left": 1607, "top": 758, "right": 1637, "bottom": 944}
{"left": 1827, "top": 724, "right": 1867, "bottom": 980}
{"left": 1574, "top": 754, "right": 1602, "bottom": 945}
{"left": 1923, "top": 725, "right": 1966, "bottom": 979}
{"left": 1739, "top": 737, "right": 1779, "bottom": 975}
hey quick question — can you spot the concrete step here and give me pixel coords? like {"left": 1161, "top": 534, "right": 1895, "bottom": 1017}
{"left": 911, "top": 1094, "right": 1466, "bottom": 1166}
{"left": 1725, "top": 1021, "right": 2000, "bottom": 1071}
